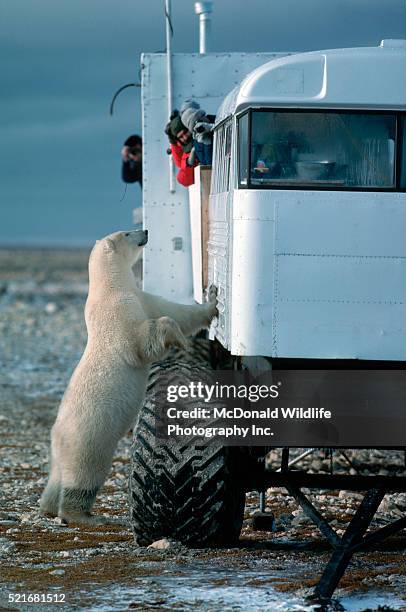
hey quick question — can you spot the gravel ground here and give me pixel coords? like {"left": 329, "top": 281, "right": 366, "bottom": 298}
{"left": 1, "top": 248, "right": 406, "bottom": 612}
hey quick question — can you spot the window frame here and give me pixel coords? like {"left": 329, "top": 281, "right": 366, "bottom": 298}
{"left": 235, "top": 107, "right": 406, "bottom": 193}
{"left": 237, "top": 111, "right": 250, "bottom": 187}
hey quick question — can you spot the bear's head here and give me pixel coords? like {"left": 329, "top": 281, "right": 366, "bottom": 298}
{"left": 94, "top": 229, "right": 148, "bottom": 266}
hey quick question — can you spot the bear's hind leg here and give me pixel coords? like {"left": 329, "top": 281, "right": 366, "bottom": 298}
{"left": 58, "top": 487, "right": 106, "bottom": 525}
{"left": 40, "top": 455, "right": 62, "bottom": 517}
{"left": 39, "top": 478, "right": 61, "bottom": 517}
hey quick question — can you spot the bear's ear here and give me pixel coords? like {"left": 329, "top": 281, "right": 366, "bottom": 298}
{"left": 103, "top": 238, "right": 116, "bottom": 253}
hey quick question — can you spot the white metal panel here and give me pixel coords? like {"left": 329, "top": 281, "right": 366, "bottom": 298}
{"left": 229, "top": 212, "right": 275, "bottom": 356}
{"left": 277, "top": 255, "right": 406, "bottom": 303}
{"left": 142, "top": 52, "right": 282, "bottom": 302}
{"left": 273, "top": 191, "right": 406, "bottom": 359}
{"left": 208, "top": 193, "right": 229, "bottom": 346}
{"left": 142, "top": 54, "right": 192, "bottom": 302}
{"left": 274, "top": 191, "right": 406, "bottom": 257}
{"left": 188, "top": 173, "right": 203, "bottom": 303}
{"left": 143, "top": 204, "right": 192, "bottom": 299}
{"left": 275, "top": 301, "right": 406, "bottom": 360}
{"left": 227, "top": 189, "right": 406, "bottom": 359}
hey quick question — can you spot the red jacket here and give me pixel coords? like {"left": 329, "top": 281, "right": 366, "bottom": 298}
{"left": 170, "top": 143, "right": 198, "bottom": 187}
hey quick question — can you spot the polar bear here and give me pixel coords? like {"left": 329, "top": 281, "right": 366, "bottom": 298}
{"left": 40, "top": 229, "right": 217, "bottom": 525}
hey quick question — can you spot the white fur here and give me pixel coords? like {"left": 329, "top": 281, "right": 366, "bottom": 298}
{"left": 40, "top": 229, "right": 217, "bottom": 525}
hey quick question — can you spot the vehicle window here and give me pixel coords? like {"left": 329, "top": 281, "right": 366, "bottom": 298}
{"left": 238, "top": 113, "right": 249, "bottom": 186}
{"left": 224, "top": 122, "right": 232, "bottom": 192}
{"left": 247, "top": 111, "right": 396, "bottom": 189}
{"left": 212, "top": 129, "right": 219, "bottom": 194}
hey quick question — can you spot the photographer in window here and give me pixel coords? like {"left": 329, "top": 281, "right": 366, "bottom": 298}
{"left": 165, "top": 101, "right": 215, "bottom": 188}
{"left": 165, "top": 112, "right": 197, "bottom": 188}
{"left": 121, "top": 134, "right": 142, "bottom": 187}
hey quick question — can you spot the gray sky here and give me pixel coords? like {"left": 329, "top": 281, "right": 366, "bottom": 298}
{"left": 1, "top": 0, "right": 406, "bottom": 246}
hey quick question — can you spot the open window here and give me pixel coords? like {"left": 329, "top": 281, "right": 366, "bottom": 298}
{"left": 239, "top": 110, "right": 402, "bottom": 190}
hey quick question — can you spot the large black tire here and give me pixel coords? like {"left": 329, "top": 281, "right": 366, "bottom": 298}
{"left": 129, "top": 339, "right": 246, "bottom": 547}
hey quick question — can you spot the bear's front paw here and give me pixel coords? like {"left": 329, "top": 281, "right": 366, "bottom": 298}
{"left": 206, "top": 285, "right": 218, "bottom": 319}
{"left": 207, "top": 284, "right": 217, "bottom": 304}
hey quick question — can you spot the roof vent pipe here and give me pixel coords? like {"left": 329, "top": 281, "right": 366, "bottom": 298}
{"left": 194, "top": 2, "right": 213, "bottom": 54}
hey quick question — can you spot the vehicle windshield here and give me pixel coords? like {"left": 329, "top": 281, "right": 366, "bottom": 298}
{"left": 239, "top": 110, "right": 398, "bottom": 189}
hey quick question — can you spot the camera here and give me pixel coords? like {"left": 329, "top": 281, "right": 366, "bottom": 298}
{"left": 129, "top": 146, "right": 142, "bottom": 156}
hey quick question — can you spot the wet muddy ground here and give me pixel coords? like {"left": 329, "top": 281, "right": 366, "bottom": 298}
{"left": 1, "top": 248, "right": 406, "bottom": 611}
